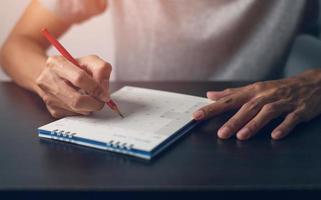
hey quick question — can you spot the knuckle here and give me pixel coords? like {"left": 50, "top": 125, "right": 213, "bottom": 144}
{"left": 46, "top": 105, "right": 60, "bottom": 118}
{"left": 244, "top": 100, "right": 260, "bottom": 111}
{"left": 70, "top": 94, "right": 83, "bottom": 109}
{"left": 92, "top": 85, "right": 102, "bottom": 96}
{"left": 268, "top": 88, "right": 279, "bottom": 96}
{"left": 219, "top": 97, "right": 233, "bottom": 104}
{"left": 46, "top": 56, "right": 63, "bottom": 67}
{"left": 262, "top": 103, "right": 277, "bottom": 113}
{"left": 225, "top": 120, "right": 239, "bottom": 131}
{"left": 36, "top": 69, "right": 53, "bottom": 87}
{"left": 36, "top": 74, "right": 45, "bottom": 87}
{"left": 73, "top": 71, "right": 87, "bottom": 85}
{"left": 45, "top": 56, "right": 55, "bottom": 67}
{"left": 50, "top": 88, "right": 59, "bottom": 97}
{"left": 200, "top": 107, "right": 210, "bottom": 117}
{"left": 252, "top": 82, "right": 265, "bottom": 91}
{"left": 96, "top": 60, "right": 112, "bottom": 72}
{"left": 82, "top": 55, "right": 112, "bottom": 75}
{"left": 42, "top": 95, "right": 52, "bottom": 106}
{"left": 290, "top": 111, "right": 303, "bottom": 122}
{"left": 247, "top": 120, "right": 259, "bottom": 133}
{"left": 202, "top": 103, "right": 216, "bottom": 115}
{"left": 97, "top": 63, "right": 112, "bottom": 76}
{"left": 199, "top": 108, "right": 208, "bottom": 117}
{"left": 223, "top": 88, "right": 233, "bottom": 94}
{"left": 37, "top": 81, "right": 53, "bottom": 96}
{"left": 51, "top": 110, "right": 61, "bottom": 118}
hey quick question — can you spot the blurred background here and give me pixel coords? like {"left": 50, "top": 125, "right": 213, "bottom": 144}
{"left": 0, "top": 0, "right": 115, "bottom": 81}
{"left": 1, "top": 1, "right": 321, "bottom": 82}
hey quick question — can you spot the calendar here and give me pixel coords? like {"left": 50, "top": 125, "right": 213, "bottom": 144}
{"left": 38, "top": 86, "right": 211, "bottom": 159}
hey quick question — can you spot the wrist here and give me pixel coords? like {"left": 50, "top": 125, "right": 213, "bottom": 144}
{"left": 309, "top": 69, "right": 321, "bottom": 85}
{"left": 27, "top": 57, "right": 48, "bottom": 94}
{"left": 295, "top": 69, "right": 321, "bottom": 84}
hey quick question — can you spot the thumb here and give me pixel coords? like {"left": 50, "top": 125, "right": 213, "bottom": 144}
{"left": 206, "top": 90, "right": 233, "bottom": 101}
{"left": 100, "top": 78, "right": 109, "bottom": 100}
{"left": 78, "top": 55, "right": 112, "bottom": 100}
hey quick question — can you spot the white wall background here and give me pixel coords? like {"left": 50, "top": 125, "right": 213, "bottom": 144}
{"left": 0, "top": 0, "right": 115, "bottom": 81}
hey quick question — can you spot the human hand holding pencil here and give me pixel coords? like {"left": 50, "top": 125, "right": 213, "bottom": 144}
{"left": 36, "top": 28, "right": 123, "bottom": 118}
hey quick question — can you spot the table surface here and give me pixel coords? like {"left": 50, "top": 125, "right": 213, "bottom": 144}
{"left": 1, "top": 81, "right": 321, "bottom": 191}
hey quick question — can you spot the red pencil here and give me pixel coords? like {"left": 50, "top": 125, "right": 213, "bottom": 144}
{"left": 41, "top": 28, "right": 124, "bottom": 118}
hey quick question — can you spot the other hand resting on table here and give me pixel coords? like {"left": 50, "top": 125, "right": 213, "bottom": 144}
{"left": 193, "top": 69, "right": 321, "bottom": 140}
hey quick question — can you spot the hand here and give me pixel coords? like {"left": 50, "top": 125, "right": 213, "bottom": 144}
{"left": 35, "top": 55, "right": 112, "bottom": 118}
{"left": 193, "top": 69, "right": 321, "bottom": 140}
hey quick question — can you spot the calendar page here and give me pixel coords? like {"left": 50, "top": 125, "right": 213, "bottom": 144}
{"left": 39, "top": 86, "right": 211, "bottom": 151}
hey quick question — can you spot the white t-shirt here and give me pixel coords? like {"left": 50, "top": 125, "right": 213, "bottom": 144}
{"left": 40, "top": 0, "right": 312, "bottom": 81}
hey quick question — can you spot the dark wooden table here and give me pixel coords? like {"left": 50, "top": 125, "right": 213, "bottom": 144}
{"left": 1, "top": 81, "right": 321, "bottom": 195}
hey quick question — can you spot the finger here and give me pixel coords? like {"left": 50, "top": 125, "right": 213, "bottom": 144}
{"left": 46, "top": 104, "right": 87, "bottom": 119}
{"left": 236, "top": 100, "right": 293, "bottom": 140}
{"left": 217, "top": 96, "right": 270, "bottom": 139}
{"left": 47, "top": 78, "right": 105, "bottom": 113}
{"left": 193, "top": 91, "right": 251, "bottom": 120}
{"left": 40, "top": 92, "right": 91, "bottom": 116}
{"left": 271, "top": 110, "right": 303, "bottom": 140}
{"left": 207, "top": 88, "right": 236, "bottom": 101}
{"left": 78, "top": 55, "right": 112, "bottom": 84}
{"left": 93, "top": 0, "right": 108, "bottom": 12}
{"left": 78, "top": 55, "right": 112, "bottom": 98}
{"left": 206, "top": 84, "right": 251, "bottom": 101}
{"left": 47, "top": 56, "right": 109, "bottom": 101}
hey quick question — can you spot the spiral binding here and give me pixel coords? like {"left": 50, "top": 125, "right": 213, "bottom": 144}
{"left": 105, "top": 139, "right": 134, "bottom": 151}
{"left": 51, "top": 129, "right": 76, "bottom": 142}
{"left": 50, "top": 129, "right": 134, "bottom": 151}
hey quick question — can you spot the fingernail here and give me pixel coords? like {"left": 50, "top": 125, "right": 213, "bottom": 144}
{"left": 272, "top": 131, "right": 282, "bottom": 139}
{"left": 193, "top": 110, "right": 205, "bottom": 120}
{"left": 218, "top": 126, "right": 232, "bottom": 139}
{"left": 237, "top": 127, "right": 250, "bottom": 140}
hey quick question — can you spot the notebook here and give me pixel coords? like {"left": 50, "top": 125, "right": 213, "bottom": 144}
{"left": 38, "top": 86, "right": 210, "bottom": 159}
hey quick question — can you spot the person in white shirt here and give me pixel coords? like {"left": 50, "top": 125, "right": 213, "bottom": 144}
{"left": 1, "top": 0, "right": 321, "bottom": 140}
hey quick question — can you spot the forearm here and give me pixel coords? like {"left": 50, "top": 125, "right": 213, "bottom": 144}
{"left": 0, "top": 0, "right": 108, "bottom": 94}
{"left": 0, "top": 35, "right": 47, "bottom": 93}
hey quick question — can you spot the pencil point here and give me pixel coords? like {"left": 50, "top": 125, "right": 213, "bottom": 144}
{"left": 114, "top": 108, "right": 124, "bottom": 118}
{"left": 119, "top": 113, "right": 125, "bottom": 118}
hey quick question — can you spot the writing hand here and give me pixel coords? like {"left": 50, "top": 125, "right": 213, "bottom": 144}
{"left": 36, "top": 55, "right": 112, "bottom": 118}
{"left": 193, "top": 69, "right": 321, "bottom": 140}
